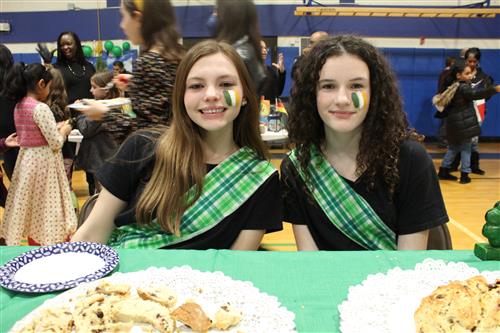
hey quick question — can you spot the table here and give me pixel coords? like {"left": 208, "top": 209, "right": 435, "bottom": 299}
{"left": 67, "top": 129, "right": 83, "bottom": 143}
{"left": 1, "top": 248, "right": 498, "bottom": 332}
{"left": 69, "top": 129, "right": 289, "bottom": 143}
{"left": 261, "top": 129, "right": 288, "bottom": 142}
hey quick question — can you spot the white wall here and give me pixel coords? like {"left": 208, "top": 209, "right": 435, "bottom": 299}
{"left": 0, "top": 0, "right": 108, "bottom": 12}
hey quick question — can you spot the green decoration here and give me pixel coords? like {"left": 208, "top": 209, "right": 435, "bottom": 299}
{"left": 483, "top": 207, "right": 500, "bottom": 246}
{"left": 111, "top": 46, "right": 122, "bottom": 57}
{"left": 82, "top": 45, "right": 93, "bottom": 58}
{"left": 474, "top": 203, "right": 500, "bottom": 260}
{"left": 122, "top": 41, "right": 131, "bottom": 51}
{"left": 95, "top": 56, "right": 107, "bottom": 71}
{"left": 104, "top": 40, "right": 114, "bottom": 52}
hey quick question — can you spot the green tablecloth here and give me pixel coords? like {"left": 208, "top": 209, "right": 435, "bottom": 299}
{"left": 1, "top": 248, "right": 499, "bottom": 332}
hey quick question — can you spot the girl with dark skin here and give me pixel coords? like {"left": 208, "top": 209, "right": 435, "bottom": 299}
{"left": 54, "top": 32, "right": 96, "bottom": 104}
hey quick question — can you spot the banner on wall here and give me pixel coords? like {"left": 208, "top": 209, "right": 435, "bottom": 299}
{"left": 91, "top": 49, "right": 137, "bottom": 72}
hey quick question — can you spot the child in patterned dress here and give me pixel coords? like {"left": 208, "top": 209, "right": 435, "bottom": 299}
{"left": 1, "top": 63, "right": 76, "bottom": 245}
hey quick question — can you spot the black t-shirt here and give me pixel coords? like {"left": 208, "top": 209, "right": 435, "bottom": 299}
{"left": 54, "top": 60, "right": 95, "bottom": 104}
{"left": 280, "top": 140, "right": 449, "bottom": 250}
{"left": 96, "top": 132, "right": 283, "bottom": 249}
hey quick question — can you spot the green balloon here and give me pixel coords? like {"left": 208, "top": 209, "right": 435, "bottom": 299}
{"left": 82, "top": 45, "right": 93, "bottom": 57}
{"left": 111, "top": 46, "right": 122, "bottom": 57}
{"left": 122, "top": 41, "right": 131, "bottom": 51}
{"left": 104, "top": 40, "right": 114, "bottom": 52}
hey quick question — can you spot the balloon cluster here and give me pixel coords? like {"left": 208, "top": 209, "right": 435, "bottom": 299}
{"left": 82, "top": 41, "right": 131, "bottom": 58}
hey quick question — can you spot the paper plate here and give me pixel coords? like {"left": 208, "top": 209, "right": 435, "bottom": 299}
{"left": 0, "top": 242, "right": 119, "bottom": 293}
{"left": 68, "top": 97, "right": 130, "bottom": 110}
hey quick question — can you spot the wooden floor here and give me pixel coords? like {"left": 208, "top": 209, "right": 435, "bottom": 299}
{"left": 2, "top": 142, "right": 499, "bottom": 250}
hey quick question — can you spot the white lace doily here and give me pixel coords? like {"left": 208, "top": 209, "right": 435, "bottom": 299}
{"left": 338, "top": 258, "right": 499, "bottom": 333}
{"left": 11, "top": 266, "right": 296, "bottom": 333}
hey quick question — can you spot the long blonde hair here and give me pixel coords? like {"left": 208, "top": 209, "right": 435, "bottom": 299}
{"left": 136, "top": 40, "right": 267, "bottom": 234}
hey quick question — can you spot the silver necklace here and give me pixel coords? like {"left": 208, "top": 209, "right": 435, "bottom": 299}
{"left": 67, "top": 62, "right": 86, "bottom": 78}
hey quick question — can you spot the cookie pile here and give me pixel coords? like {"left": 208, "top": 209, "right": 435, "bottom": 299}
{"left": 414, "top": 276, "right": 499, "bottom": 333}
{"left": 14, "top": 281, "right": 243, "bottom": 333}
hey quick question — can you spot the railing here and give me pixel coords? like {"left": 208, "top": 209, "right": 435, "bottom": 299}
{"left": 294, "top": 6, "right": 500, "bottom": 18}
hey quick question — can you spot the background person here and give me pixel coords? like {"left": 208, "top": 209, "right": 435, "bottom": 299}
{"left": 112, "top": 60, "right": 129, "bottom": 76}
{"left": 437, "top": 59, "right": 500, "bottom": 184}
{"left": 260, "top": 40, "right": 286, "bottom": 102}
{"left": 81, "top": 0, "right": 184, "bottom": 143}
{"left": 292, "top": 31, "right": 328, "bottom": 81}
{"left": 0, "top": 44, "right": 19, "bottom": 179}
{"left": 45, "top": 67, "right": 75, "bottom": 186}
{"left": 215, "top": 0, "right": 266, "bottom": 96}
{"left": 53, "top": 31, "right": 96, "bottom": 104}
{"left": 75, "top": 71, "right": 119, "bottom": 195}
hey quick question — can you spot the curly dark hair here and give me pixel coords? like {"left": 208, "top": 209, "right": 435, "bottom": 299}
{"left": 288, "top": 35, "right": 413, "bottom": 198}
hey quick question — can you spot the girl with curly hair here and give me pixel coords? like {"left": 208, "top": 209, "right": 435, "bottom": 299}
{"left": 281, "top": 35, "right": 448, "bottom": 250}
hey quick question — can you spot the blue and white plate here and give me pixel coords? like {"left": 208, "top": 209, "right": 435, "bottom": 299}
{"left": 0, "top": 242, "right": 119, "bottom": 293}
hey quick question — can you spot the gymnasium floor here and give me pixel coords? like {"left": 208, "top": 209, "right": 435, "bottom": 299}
{"left": 2, "top": 142, "right": 499, "bottom": 250}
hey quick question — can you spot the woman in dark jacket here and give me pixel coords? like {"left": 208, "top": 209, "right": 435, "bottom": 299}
{"left": 464, "top": 47, "right": 494, "bottom": 174}
{"left": 438, "top": 59, "right": 500, "bottom": 184}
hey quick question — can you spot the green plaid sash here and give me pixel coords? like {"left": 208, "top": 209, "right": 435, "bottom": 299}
{"left": 289, "top": 146, "right": 396, "bottom": 250}
{"left": 108, "top": 147, "right": 276, "bottom": 249}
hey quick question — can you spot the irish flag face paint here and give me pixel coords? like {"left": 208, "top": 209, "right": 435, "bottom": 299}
{"left": 223, "top": 90, "right": 241, "bottom": 107}
{"left": 351, "top": 91, "right": 368, "bottom": 109}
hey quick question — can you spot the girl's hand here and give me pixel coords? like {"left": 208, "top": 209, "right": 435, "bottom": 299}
{"left": 113, "top": 74, "right": 133, "bottom": 91}
{"left": 59, "top": 121, "right": 72, "bottom": 138}
{"left": 78, "top": 99, "right": 109, "bottom": 121}
{"left": 5, "top": 133, "right": 19, "bottom": 148}
{"left": 56, "top": 121, "right": 66, "bottom": 130}
{"left": 495, "top": 85, "right": 500, "bottom": 93}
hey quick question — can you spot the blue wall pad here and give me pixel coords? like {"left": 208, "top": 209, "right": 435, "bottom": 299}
{"left": 1, "top": 5, "right": 499, "bottom": 42}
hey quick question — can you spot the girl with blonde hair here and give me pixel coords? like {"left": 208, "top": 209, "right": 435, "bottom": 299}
{"left": 72, "top": 40, "right": 282, "bottom": 249}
